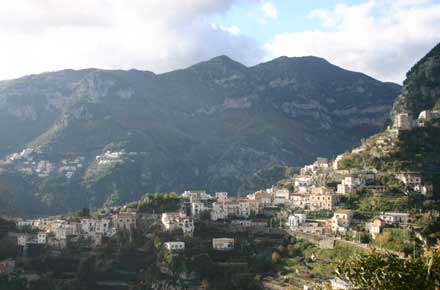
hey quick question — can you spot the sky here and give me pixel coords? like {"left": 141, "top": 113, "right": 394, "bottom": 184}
{"left": 0, "top": 0, "right": 439, "bottom": 83}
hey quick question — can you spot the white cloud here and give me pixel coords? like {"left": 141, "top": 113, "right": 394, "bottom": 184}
{"left": 260, "top": 2, "right": 278, "bottom": 20}
{"left": 264, "top": 0, "right": 440, "bottom": 83}
{"left": 0, "top": 0, "right": 262, "bottom": 80}
{"left": 212, "top": 24, "right": 241, "bottom": 35}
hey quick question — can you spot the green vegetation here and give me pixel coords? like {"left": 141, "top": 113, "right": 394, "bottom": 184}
{"left": 277, "top": 239, "right": 365, "bottom": 282}
{"left": 137, "top": 192, "right": 181, "bottom": 213}
{"left": 372, "top": 228, "right": 417, "bottom": 254}
{"left": 346, "top": 192, "right": 422, "bottom": 213}
{"left": 334, "top": 244, "right": 440, "bottom": 290}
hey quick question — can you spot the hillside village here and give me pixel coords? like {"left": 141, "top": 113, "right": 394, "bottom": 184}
{"left": 1, "top": 42, "right": 440, "bottom": 290}
{"left": 1, "top": 124, "right": 439, "bottom": 290}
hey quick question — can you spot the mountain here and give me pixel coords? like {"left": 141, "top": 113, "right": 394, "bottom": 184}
{"left": 0, "top": 55, "right": 400, "bottom": 215}
{"left": 338, "top": 43, "right": 440, "bottom": 184}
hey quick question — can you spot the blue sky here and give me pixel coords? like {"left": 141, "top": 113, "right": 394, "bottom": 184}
{"left": 0, "top": 0, "right": 439, "bottom": 83}
{"left": 213, "top": 0, "right": 367, "bottom": 41}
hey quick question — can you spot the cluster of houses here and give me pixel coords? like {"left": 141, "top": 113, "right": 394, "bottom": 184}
{"left": 2, "top": 147, "right": 86, "bottom": 179}
{"left": 14, "top": 208, "right": 137, "bottom": 251}
{"left": 393, "top": 109, "right": 440, "bottom": 132}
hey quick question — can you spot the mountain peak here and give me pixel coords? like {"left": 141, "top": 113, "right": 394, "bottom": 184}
{"left": 191, "top": 55, "right": 247, "bottom": 71}
{"left": 272, "top": 55, "right": 329, "bottom": 64}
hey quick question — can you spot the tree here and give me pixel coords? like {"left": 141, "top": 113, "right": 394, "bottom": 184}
{"left": 334, "top": 244, "right": 440, "bottom": 290}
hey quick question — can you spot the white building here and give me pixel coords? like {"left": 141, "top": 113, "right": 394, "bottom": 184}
{"left": 379, "top": 212, "right": 411, "bottom": 224}
{"left": 287, "top": 214, "right": 307, "bottom": 228}
{"left": 273, "top": 189, "right": 290, "bottom": 205}
{"left": 81, "top": 219, "right": 98, "bottom": 234}
{"left": 294, "top": 176, "right": 314, "bottom": 194}
{"left": 162, "top": 212, "right": 186, "bottom": 230}
{"left": 212, "top": 238, "right": 234, "bottom": 250}
{"left": 183, "top": 190, "right": 212, "bottom": 202}
{"left": 161, "top": 211, "right": 194, "bottom": 236}
{"left": 290, "top": 193, "right": 309, "bottom": 209}
{"left": 367, "top": 218, "right": 385, "bottom": 239}
{"left": 211, "top": 202, "right": 227, "bottom": 221}
{"left": 164, "top": 241, "right": 185, "bottom": 251}
{"left": 396, "top": 172, "right": 422, "bottom": 187}
{"left": 17, "top": 234, "right": 32, "bottom": 246}
{"left": 211, "top": 199, "right": 252, "bottom": 221}
{"left": 191, "top": 201, "right": 209, "bottom": 217}
{"left": 337, "top": 176, "right": 365, "bottom": 195}
{"left": 37, "top": 232, "right": 47, "bottom": 244}
{"left": 331, "top": 209, "right": 353, "bottom": 233}
{"left": 394, "top": 113, "right": 414, "bottom": 130}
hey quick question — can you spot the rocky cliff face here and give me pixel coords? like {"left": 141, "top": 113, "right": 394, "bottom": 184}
{"left": 0, "top": 55, "right": 400, "bottom": 215}
{"left": 392, "top": 43, "right": 440, "bottom": 118}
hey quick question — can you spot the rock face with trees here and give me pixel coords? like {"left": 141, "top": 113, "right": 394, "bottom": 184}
{"left": 0, "top": 55, "right": 400, "bottom": 215}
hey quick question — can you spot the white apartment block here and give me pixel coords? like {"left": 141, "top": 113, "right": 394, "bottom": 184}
{"left": 379, "top": 212, "right": 411, "bottom": 224}
{"left": 164, "top": 241, "right": 185, "bottom": 251}
{"left": 212, "top": 238, "right": 234, "bottom": 250}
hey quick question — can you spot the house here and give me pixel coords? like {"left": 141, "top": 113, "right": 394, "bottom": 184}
{"left": 315, "top": 157, "right": 330, "bottom": 168}
{"left": 212, "top": 238, "right": 235, "bottom": 250}
{"left": 380, "top": 212, "right": 411, "bottom": 224}
{"left": 162, "top": 212, "right": 186, "bottom": 230}
{"left": 290, "top": 193, "right": 309, "bottom": 209}
{"left": 180, "top": 218, "right": 194, "bottom": 237}
{"left": 396, "top": 172, "right": 422, "bottom": 187}
{"left": 37, "top": 232, "right": 47, "bottom": 244}
{"left": 272, "top": 188, "right": 290, "bottom": 205}
{"left": 17, "top": 234, "right": 34, "bottom": 246}
{"left": 414, "top": 182, "right": 433, "bottom": 196}
{"left": 337, "top": 176, "right": 365, "bottom": 195}
{"left": 394, "top": 113, "right": 414, "bottom": 130}
{"left": 191, "top": 201, "right": 209, "bottom": 217}
{"left": 331, "top": 209, "right": 353, "bottom": 233}
{"left": 294, "top": 175, "right": 314, "bottom": 194}
{"left": 247, "top": 190, "right": 272, "bottom": 209}
{"left": 215, "top": 192, "right": 228, "bottom": 202}
{"left": 211, "top": 201, "right": 228, "bottom": 221}
{"left": 81, "top": 219, "right": 98, "bottom": 234}
{"left": 164, "top": 241, "right": 185, "bottom": 251}
{"left": 310, "top": 188, "right": 338, "bottom": 211}
{"left": 114, "top": 211, "right": 137, "bottom": 231}
{"left": 55, "top": 227, "right": 67, "bottom": 240}
{"left": 161, "top": 211, "right": 194, "bottom": 236}
{"left": 183, "top": 190, "right": 212, "bottom": 202}
{"left": 16, "top": 219, "right": 34, "bottom": 229}
{"left": 368, "top": 218, "right": 384, "bottom": 239}
{"left": 0, "top": 259, "right": 15, "bottom": 276}
{"left": 95, "top": 219, "right": 111, "bottom": 234}
{"left": 286, "top": 214, "right": 307, "bottom": 228}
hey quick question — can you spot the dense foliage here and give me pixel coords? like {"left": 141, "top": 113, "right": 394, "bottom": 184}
{"left": 335, "top": 244, "right": 440, "bottom": 290}
{"left": 137, "top": 192, "right": 181, "bottom": 213}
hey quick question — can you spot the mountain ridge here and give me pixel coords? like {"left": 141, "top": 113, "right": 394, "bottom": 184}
{"left": 0, "top": 55, "right": 401, "bottom": 215}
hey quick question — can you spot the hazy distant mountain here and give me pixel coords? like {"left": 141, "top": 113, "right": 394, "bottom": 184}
{"left": 0, "top": 55, "right": 400, "bottom": 215}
